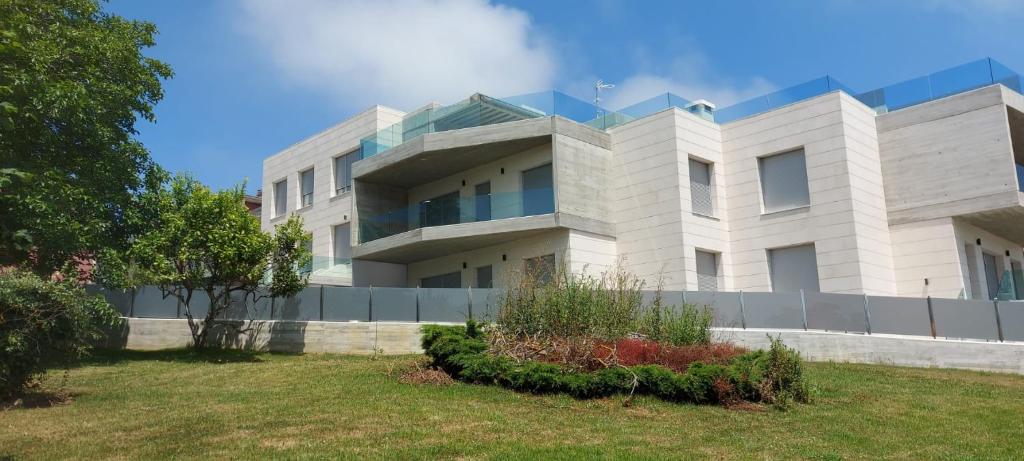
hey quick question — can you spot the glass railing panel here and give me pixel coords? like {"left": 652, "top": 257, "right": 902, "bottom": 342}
{"left": 866, "top": 296, "right": 932, "bottom": 336}
{"left": 991, "top": 58, "right": 1022, "bottom": 92}
{"left": 766, "top": 76, "right": 831, "bottom": 108}
{"left": 928, "top": 58, "right": 994, "bottom": 101}
{"left": 931, "top": 298, "right": 1000, "bottom": 341}
{"left": 1016, "top": 163, "right": 1024, "bottom": 193}
{"left": 358, "top": 187, "right": 554, "bottom": 243}
{"left": 1000, "top": 301, "right": 1024, "bottom": 341}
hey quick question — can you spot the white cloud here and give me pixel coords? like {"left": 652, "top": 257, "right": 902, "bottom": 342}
{"left": 600, "top": 53, "right": 775, "bottom": 111}
{"left": 238, "top": 0, "right": 556, "bottom": 110}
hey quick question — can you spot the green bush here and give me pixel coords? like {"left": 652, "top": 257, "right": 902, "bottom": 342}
{"left": 421, "top": 324, "right": 809, "bottom": 407}
{"left": 0, "top": 270, "right": 121, "bottom": 399}
{"left": 637, "top": 303, "right": 714, "bottom": 346}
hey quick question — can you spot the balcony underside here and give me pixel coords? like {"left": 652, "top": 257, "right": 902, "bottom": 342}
{"left": 352, "top": 213, "right": 614, "bottom": 264}
{"left": 961, "top": 194, "right": 1024, "bottom": 243}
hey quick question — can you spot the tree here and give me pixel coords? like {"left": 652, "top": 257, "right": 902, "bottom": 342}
{"left": 122, "top": 175, "right": 311, "bottom": 349}
{"left": 0, "top": 0, "right": 172, "bottom": 273}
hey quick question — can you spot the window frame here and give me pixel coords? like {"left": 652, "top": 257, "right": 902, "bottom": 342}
{"left": 272, "top": 178, "right": 288, "bottom": 218}
{"left": 688, "top": 157, "right": 715, "bottom": 218}
{"left": 333, "top": 149, "right": 358, "bottom": 196}
{"left": 299, "top": 167, "right": 315, "bottom": 209}
{"left": 757, "top": 148, "right": 811, "bottom": 215}
{"left": 767, "top": 243, "right": 820, "bottom": 293}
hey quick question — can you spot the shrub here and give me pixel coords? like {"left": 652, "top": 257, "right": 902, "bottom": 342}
{"left": 592, "top": 339, "right": 746, "bottom": 373}
{"left": 0, "top": 270, "right": 120, "bottom": 399}
{"left": 422, "top": 324, "right": 809, "bottom": 408}
{"left": 637, "top": 304, "right": 713, "bottom": 346}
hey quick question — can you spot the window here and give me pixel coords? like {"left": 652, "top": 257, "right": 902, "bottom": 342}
{"left": 273, "top": 180, "right": 287, "bottom": 217}
{"left": 768, "top": 244, "right": 819, "bottom": 293}
{"left": 689, "top": 158, "right": 714, "bottom": 216}
{"left": 334, "top": 151, "right": 356, "bottom": 195}
{"left": 1012, "top": 261, "right": 1024, "bottom": 300}
{"left": 474, "top": 181, "right": 491, "bottom": 222}
{"left": 964, "top": 243, "right": 982, "bottom": 299}
{"left": 333, "top": 223, "right": 351, "bottom": 266}
{"left": 695, "top": 250, "right": 719, "bottom": 291}
{"left": 522, "top": 163, "right": 554, "bottom": 216}
{"left": 759, "top": 149, "right": 810, "bottom": 213}
{"left": 982, "top": 252, "right": 1002, "bottom": 300}
{"left": 524, "top": 254, "right": 556, "bottom": 285}
{"left": 300, "top": 169, "right": 314, "bottom": 208}
{"left": 419, "top": 191, "right": 461, "bottom": 227}
{"left": 421, "top": 271, "right": 461, "bottom": 288}
{"left": 476, "top": 265, "right": 493, "bottom": 288}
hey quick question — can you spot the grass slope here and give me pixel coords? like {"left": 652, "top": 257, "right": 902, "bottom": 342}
{"left": 1, "top": 350, "right": 1022, "bottom": 460}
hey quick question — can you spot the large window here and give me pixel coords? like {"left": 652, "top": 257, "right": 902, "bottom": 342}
{"left": 982, "top": 252, "right": 1001, "bottom": 300}
{"left": 300, "top": 239, "right": 313, "bottom": 275}
{"left": 421, "top": 271, "right": 461, "bottom": 288}
{"left": 300, "top": 169, "right": 314, "bottom": 208}
{"left": 522, "top": 163, "right": 554, "bottom": 216}
{"left": 1013, "top": 261, "right": 1024, "bottom": 300}
{"left": 695, "top": 250, "right": 719, "bottom": 291}
{"left": 689, "top": 158, "right": 714, "bottom": 217}
{"left": 759, "top": 149, "right": 810, "bottom": 213}
{"left": 768, "top": 244, "right": 819, "bottom": 293}
{"left": 474, "top": 181, "right": 491, "bottom": 222}
{"left": 418, "top": 191, "right": 461, "bottom": 227}
{"left": 476, "top": 265, "right": 493, "bottom": 288}
{"left": 334, "top": 151, "right": 356, "bottom": 195}
{"left": 273, "top": 179, "right": 287, "bottom": 217}
{"left": 524, "top": 254, "right": 556, "bottom": 285}
{"left": 333, "top": 223, "right": 351, "bottom": 265}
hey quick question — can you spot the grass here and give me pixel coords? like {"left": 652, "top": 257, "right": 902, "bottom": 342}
{"left": 1, "top": 350, "right": 1023, "bottom": 460}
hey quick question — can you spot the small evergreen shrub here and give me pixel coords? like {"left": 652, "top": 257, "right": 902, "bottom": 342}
{"left": 0, "top": 270, "right": 121, "bottom": 399}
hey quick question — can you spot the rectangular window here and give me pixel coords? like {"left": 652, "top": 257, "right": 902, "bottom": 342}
{"left": 273, "top": 179, "right": 287, "bottom": 217}
{"left": 695, "top": 250, "right": 719, "bottom": 292}
{"left": 476, "top": 265, "right": 493, "bottom": 288}
{"left": 689, "top": 158, "right": 714, "bottom": 217}
{"left": 418, "top": 191, "right": 461, "bottom": 227}
{"left": 474, "top": 181, "right": 491, "bottom": 222}
{"left": 421, "top": 271, "right": 461, "bottom": 288}
{"left": 768, "top": 244, "right": 819, "bottom": 293}
{"left": 983, "top": 252, "right": 1000, "bottom": 300}
{"left": 524, "top": 254, "right": 556, "bottom": 285}
{"left": 334, "top": 151, "right": 356, "bottom": 195}
{"left": 964, "top": 243, "right": 982, "bottom": 299}
{"left": 759, "top": 149, "right": 810, "bottom": 213}
{"left": 1012, "top": 261, "right": 1024, "bottom": 300}
{"left": 522, "top": 163, "right": 554, "bottom": 216}
{"left": 333, "top": 223, "right": 351, "bottom": 266}
{"left": 300, "top": 169, "right": 314, "bottom": 208}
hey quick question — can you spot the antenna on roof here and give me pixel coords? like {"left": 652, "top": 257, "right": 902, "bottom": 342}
{"left": 594, "top": 80, "right": 615, "bottom": 117}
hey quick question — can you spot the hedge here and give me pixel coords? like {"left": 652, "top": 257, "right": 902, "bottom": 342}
{"left": 421, "top": 324, "right": 808, "bottom": 405}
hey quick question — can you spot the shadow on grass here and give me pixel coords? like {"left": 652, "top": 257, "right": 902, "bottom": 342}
{"left": 1, "top": 390, "right": 75, "bottom": 411}
{"left": 80, "top": 348, "right": 272, "bottom": 366}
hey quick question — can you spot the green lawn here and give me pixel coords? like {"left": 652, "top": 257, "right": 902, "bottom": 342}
{"left": 1, "top": 350, "right": 1022, "bottom": 460}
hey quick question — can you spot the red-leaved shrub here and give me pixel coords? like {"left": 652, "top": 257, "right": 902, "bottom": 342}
{"left": 591, "top": 338, "right": 746, "bottom": 373}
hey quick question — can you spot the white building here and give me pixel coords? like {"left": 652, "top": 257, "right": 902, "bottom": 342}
{"left": 262, "top": 58, "right": 1024, "bottom": 300}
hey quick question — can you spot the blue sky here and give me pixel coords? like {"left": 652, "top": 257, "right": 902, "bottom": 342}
{"left": 105, "top": 0, "right": 1024, "bottom": 192}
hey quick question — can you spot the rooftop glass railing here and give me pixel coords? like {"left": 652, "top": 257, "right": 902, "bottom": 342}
{"left": 358, "top": 187, "right": 554, "bottom": 243}
{"left": 854, "top": 58, "right": 1023, "bottom": 113}
{"left": 359, "top": 91, "right": 614, "bottom": 158}
{"left": 712, "top": 76, "right": 854, "bottom": 124}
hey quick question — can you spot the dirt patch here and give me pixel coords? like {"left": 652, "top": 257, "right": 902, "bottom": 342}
{"left": 388, "top": 358, "right": 455, "bottom": 386}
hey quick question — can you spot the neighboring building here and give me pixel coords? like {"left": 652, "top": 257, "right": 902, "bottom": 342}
{"left": 244, "top": 192, "right": 262, "bottom": 218}
{"left": 261, "top": 58, "right": 1024, "bottom": 300}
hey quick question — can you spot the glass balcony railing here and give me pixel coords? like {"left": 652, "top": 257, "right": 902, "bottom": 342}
{"left": 359, "top": 91, "right": 614, "bottom": 159}
{"left": 359, "top": 188, "right": 554, "bottom": 243}
{"left": 300, "top": 256, "right": 353, "bottom": 279}
{"left": 713, "top": 76, "right": 854, "bottom": 124}
{"left": 854, "top": 58, "right": 1023, "bottom": 114}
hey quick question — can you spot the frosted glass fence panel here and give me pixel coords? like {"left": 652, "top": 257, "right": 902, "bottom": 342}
{"left": 999, "top": 301, "right": 1024, "bottom": 341}
{"left": 742, "top": 292, "right": 804, "bottom": 329}
{"left": 641, "top": 290, "right": 684, "bottom": 309}
{"left": 684, "top": 291, "right": 743, "bottom": 328}
{"left": 471, "top": 289, "right": 502, "bottom": 321}
{"left": 323, "top": 286, "right": 370, "bottom": 322}
{"left": 182, "top": 290, "right": 211, "bottom": 319}
{"left": 132, "top": 286, "right": 177, "bottom": 318}
{"left": 87, "top": 285, "right": 133, "bottom": 316}
{"left": 227, "top": 290, "right": 273, "bottom": 320}
{"left": 370, "top": 288, "right": 417, "bottom": 322}
{"left": 867, "top": 296, "right": 932, "bottom": 337}
{"left": 805, "top": 292, "right": 867, "bottom": 333}
{"left": 274, "top": 287, "right": 322, "bottom": 321}
{"left": 419, "top": 288, "right": 470, "bottom": 322}
{"left": 931, "top": 298, "right": 1000, "bottom": 341}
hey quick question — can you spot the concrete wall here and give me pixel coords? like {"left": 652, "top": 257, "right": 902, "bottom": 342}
{"left": 877, "top": 85, "right": 1018, "bottom": 225}
{"left": 890, "top": 218, "right": 966, "bottom": 298}
{"left": 262, "top": 105, "right": 405, "bottom": 286}
{"left": 553, "top": 132, "right": 614, "bottom": 226}
{"left": 720, "top": 92, "right": 897, "bottom": 295}
{"left": 111, "top": 318, "right": 1024, "bottom": 374}
{"left": 566, "top": 230, "right": 618, "bottom": 278}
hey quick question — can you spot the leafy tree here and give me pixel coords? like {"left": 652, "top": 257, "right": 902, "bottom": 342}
{"left": 0, "top": 0, "right": 172, "bottom": 273}
{"left": 121, "top": 175, "right": 311, "bottom": 349}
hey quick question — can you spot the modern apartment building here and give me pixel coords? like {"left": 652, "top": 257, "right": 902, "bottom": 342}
{"left": 261, "top": 58, "right": 1024, "bottom": 300}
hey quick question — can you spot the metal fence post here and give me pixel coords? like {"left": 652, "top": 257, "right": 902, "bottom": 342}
{"left": 319, "top": 285, "right": 325, "bottom": 321}
{"left": 368, "top": 285, "right": 374, "bottom": 322}
{"left": 415, "top": 286, "right": 421, "bottom": 323}
{"left": 738, "top": 290, "right": 747, "bottom": 329}
{"left": 467, "top": 286, "right": 474, "bottom": 320}
{"left": 863, "top": 294, "right": 872, "bottom": 335}
{"left": 681, "top": 290, "right": 687, "bottom": 305}
{"left": 129, "top": 287, "right": 136, "bottom": 318}
{"left": 994, "top": 300, "right": 1005, "bottom": 342}
{"left": 926, "top": 296, "right": 937, "bottom": 338}
{"left": 271, "top": 295, "right": 276, "bottom": 319}
{"left": 800, "top": 289, "right": 808, "bottom": 330}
